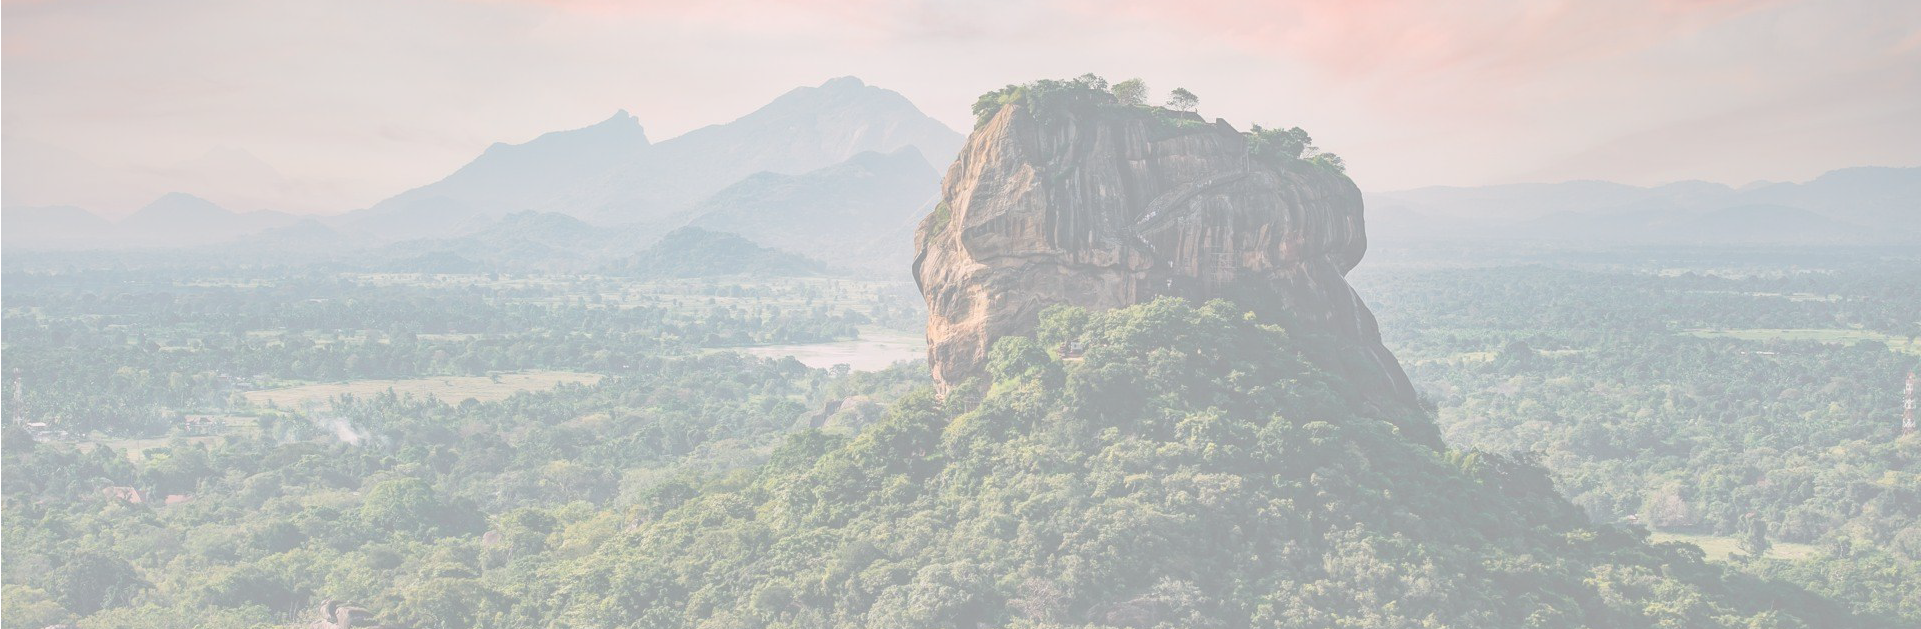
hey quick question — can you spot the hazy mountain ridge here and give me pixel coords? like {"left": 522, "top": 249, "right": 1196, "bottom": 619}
{"left": 2, "top": 193, "right": 303, "bottom": 249}
{"left": 0, "top": 205, "right": 112, "bottom": 249}
{"left": 686, "top": 145, "right": 939, "bottom": 273}
{"left": 1, "top": 138, "right": 327, "bottom": 217}
{"left": 374, "top": 211, "right": 630, "bottom": 273}
{"left": 577, "top": 76, "right": 960, "bottom": 224}
{"left": 240, "top": 218, "right": 366, "bottom": 252}
{"left": 1369, "top": 166, "right": 1921, "bottom": 245}
{"left": 5, "top": 83, "right": 1906, "bottom": 254}
{"left": 344, "top": 110, "right": 653, "bottom": 240}
{"left": 346, "top": 76, "right": 961, "bottom": 236}
{"left": 349, "top": 145, "right": 948, "bottom": 276}
{"left": 603, "top": 226, "right": 826, "bottom": 278}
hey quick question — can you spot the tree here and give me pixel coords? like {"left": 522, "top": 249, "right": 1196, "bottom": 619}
{"left": 54, "top": 552, "right": 148, "bottom": 615}
{"left": 392, "top": 578, "right": 506, "bottom": 629}
{"left": 1167, "top": 87, "right": 1198, "bottom": 112}
{"left": 1741, "top": 515, "right": 1772, "bottom": 558}
{"left": 1311, "top": 152, "right": 1347, "bottom": 173}
{"left": 3, "top": 586, "right": 74, "bottom": 628}
{"left": 1111, "top": 79, "right": 1148, "bottom": 106}
{"left": 1248, "top": 125, "right": 1313, "bottom": 160}
{"left": 361, "top": 477, "right": 440, "bottom": 534}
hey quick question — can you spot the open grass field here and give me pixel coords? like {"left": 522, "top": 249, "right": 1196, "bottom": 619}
{"left": 1650, "top": 531, "right": 1820, "bottom": 561}
{"left": 83, "top": 419, "right": 259, "bottom": 463}
{"left": 242, "top": 370, "right": 603, "bottom": 409}
{"left": 1686, "top": 328, "right": 1921, "bottom": 355}
{"left": 85, "top": 436, "right": 228, "bottom": 463}
{"left": 1406, "top": 350, "right": 1495, "bottom": 367}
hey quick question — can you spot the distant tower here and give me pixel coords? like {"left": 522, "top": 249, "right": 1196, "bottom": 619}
{"left": 1904, "top": 371, "right": 1916, "bottom": 435}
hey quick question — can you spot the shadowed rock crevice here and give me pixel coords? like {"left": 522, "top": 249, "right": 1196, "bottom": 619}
{"left": 914, "top": 95, "right": 1415, "bottom": 404}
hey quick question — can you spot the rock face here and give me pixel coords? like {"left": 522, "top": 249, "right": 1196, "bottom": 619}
{"left": 311, "top": 599, "right": 382, "bottom": 629}
{"left": 913, "top": 99, "right": 1415, "bottom": 402}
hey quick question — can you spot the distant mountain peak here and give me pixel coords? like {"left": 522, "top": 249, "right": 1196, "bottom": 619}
{"left": 357, "top": 79, "right": 961, "bottom": 235}
{"left": 515, "top": 110, "right": 650, "bottom": 150}
{"left": 587, "top": 109, "right": 644, "bottom": 135}
{"left": 819, "top": 76, "right": 867, "bottom": 89}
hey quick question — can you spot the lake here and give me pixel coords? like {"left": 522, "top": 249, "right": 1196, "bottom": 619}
{"left": 742, "top": 329, "right": 926, "bottom": 372}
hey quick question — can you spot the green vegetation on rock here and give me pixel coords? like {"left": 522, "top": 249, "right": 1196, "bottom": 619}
{"left": 971, "top": 74, "right": 1346, "bottom": 174}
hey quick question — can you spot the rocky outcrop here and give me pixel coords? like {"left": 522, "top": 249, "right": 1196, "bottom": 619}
{"left": 805, "top": 395, "right": 883, "bottom": 430}
{"left": 913, "top": 97, "right": 1415, "bottom": 403}
{"left": 311, "top": 600, "right": 384, "bottom": 629}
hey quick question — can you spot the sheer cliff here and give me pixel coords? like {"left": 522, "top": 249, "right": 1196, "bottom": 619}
{"left": 913, "top": 89, "right": 1414, "bottom": 405}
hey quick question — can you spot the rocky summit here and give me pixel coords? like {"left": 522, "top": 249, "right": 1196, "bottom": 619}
{"left": 914, "top": 86, "right": 1414, "bottom": 403}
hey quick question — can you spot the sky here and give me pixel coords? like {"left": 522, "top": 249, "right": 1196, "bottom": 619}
{"left": 3, "top": 0, "right": 1917, "bottom": 216}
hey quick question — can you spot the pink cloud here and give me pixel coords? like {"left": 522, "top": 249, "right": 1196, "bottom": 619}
{"left": 1081, "top": 0, "right": 1792, "bottom": 81}
{"left": 467, "top": 0, "right": 982, "bottom": 51}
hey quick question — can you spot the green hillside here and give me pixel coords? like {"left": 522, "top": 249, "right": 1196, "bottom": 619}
{"left": 521, "top": 299, "right": 1864, "bottom": 628}
{"left": 606, "top": 227, "right": 826, "bottom": 279}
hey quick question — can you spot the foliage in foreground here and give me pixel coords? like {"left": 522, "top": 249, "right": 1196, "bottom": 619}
{"left": 528, "top": 299, "right": 1867, "bottom": 628}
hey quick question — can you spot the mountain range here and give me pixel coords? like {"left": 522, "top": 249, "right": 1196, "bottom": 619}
{"left": 370, "top": 211, "right": 628, "bottom": 273}
{"left": 1368, "top": 166, "right": 1921, "bottom": 245}
{"left": 0, "top": 138, "right": 341, "bottom": 217}
{"left": 589, "top": 75, "right": 957, "bottom": 222}
{"left": 2, "top": 193, "right": 306, "bottom": 249}
{"left": 5, "top": 79, "right": 1914, "bottom": 266}
{"left": 603, "top": 226, "right": 827, "bottom": 279}
{"left": 687, "top": 146, "right": 940, "bottom": 270}
{"left": 341, "top": 109, "right": 654, "bottom": 241}
{"left": 342, "top": 76, "right": 958, "bottom": 239}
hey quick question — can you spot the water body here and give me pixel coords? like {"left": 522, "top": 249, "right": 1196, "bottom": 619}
{"left": 742, "top": 329, "right": 926, "bottom": 372}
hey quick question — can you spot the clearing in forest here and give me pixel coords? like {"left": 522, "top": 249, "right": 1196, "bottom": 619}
{"left": 1650, "top": 531, "right": 1819, "bottom": 561}
{"left": 241, "top": 370, "right": 603, "bottom": 409}
{"left": 1686, "top": 328, "right": 1921, "bottom": 354}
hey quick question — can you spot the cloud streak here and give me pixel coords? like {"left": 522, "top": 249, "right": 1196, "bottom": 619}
{"left": 1085, "top": 1, "right": 1790, "bottom": 93}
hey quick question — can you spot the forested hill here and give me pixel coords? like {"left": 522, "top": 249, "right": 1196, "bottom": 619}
{"left": 522, "top": 299, "right": 1869, "bottom": 628}
{"left": 603, "top": 227, "right": 826, "bottom": 279}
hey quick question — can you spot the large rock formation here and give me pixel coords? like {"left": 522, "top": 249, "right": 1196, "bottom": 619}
{"left": 913, "top": 92, "right": 1414, "bottom": 402}
{"left": 311, "top": 599, "right": 384, "bottom": 629}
